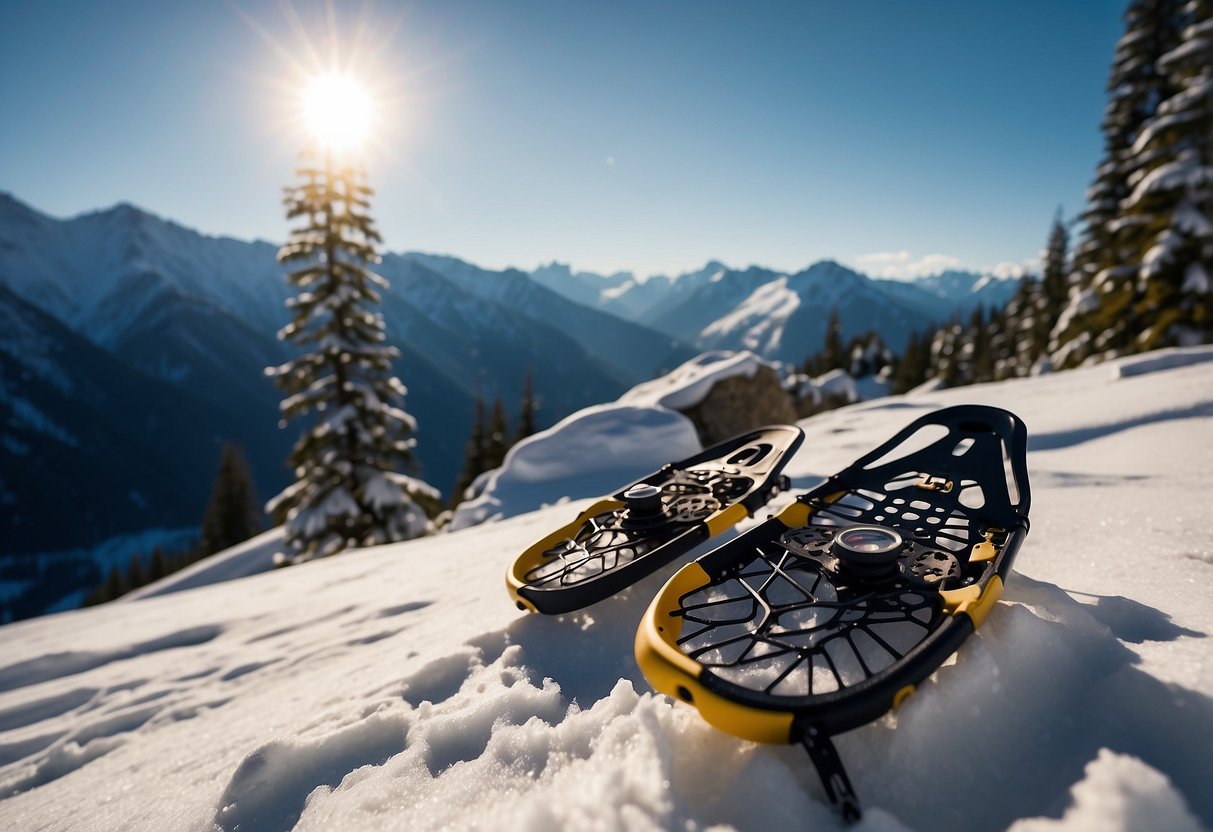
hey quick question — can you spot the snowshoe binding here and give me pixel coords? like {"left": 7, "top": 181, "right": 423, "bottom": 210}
{"left": 635, "top": 405, "right": 1031, "bottom": 821}
{"left": 507, "top": 425, "right": 805, "bottom": 615}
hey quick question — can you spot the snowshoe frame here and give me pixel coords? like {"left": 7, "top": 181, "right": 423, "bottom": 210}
{"left": 635, "top": 405, "right": 1030, "bottom": 818}
{"left": 507, "top": 425, "right": 804, "bottom": 615}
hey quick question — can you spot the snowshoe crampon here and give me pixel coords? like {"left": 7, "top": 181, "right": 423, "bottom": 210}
{"left": 507, "top": 425, "right": 804, "bottom": 615}
{"left": 635, "top": 405, "right": 1031, "bottom": 821}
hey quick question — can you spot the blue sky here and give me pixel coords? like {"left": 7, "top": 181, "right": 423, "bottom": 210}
{"left": 0, "top": 1, "right": 1126, "bottom": 279}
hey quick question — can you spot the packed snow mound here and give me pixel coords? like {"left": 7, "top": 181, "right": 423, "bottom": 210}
{"left": 618, "top": 350, "right": 774, "bottom": 411}
{"left": 2, "top": 348, "right": 1212, "bottom": 831}
{"left": 451, "top": 351, "right": 776, "bottom": 530}
{"left": 448, "top": 405, "right": 700, "bottom": 531}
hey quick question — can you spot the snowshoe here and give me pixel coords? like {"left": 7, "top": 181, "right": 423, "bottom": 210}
{"left": 507, "top": 425, "right": 805, "bottom": 615}
{"left": 635, "top": 405, "right": 1031, "bottom": 821}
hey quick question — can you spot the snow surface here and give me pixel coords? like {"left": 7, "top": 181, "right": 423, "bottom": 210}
{"left": 2, "top": 347, "right": 1213, "bottom": 831}
{"left": 120, "top": 529, "right": 285, "bottom": 603}
{"left": 619, "top": 350, "right": 771, "bottom": 411}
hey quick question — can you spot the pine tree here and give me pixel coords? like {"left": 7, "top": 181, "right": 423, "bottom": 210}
{"left": 148, "top": 547, "right": 168, "bottom": 582}
{"left": 450, "top": 384, "right": 487, "bottom": 507}
{"left": 199, "top": 442, "right": 262, "bottom": 557}
{"left": 104, "top": 565, "right": 125, "bottom": 602}
{"left": 1009, "top": 213, "right": 1069, "bottom": 372}
{"left": 1053, "top": 0, "right": 1198, "bottom": 366}
{"left": 892, "top": 330, "right": 930, "bottom": 393}
{"left": 1125, "top": 0, "right": 1213, "bottom": 349}
{"left": 969, "top": 307, "right": 995, "bottom": 382}
{"left": 482, "top": 393, "right": 510, "bottom": 472}
{"left": 516, "top": 370, "right": 538, "bottom": 443}
{"left": 820, "top": 308, "right": 845, "bottom": 373}
{"left": 127, "top": 552, "right": 147, "bottom": 590}
{"left": 1042, "top": 209, "right": 1071, "bottom": 309}
{"left": 266, "top": 150, "right": 436, "bottom": 561}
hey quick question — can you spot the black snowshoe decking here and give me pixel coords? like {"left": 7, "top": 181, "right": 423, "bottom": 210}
{"left": 507, "top": 425, "right": 804, "bottom": 615}
{"left": 635, "top": 405, "right": 1031, "bottom": 821}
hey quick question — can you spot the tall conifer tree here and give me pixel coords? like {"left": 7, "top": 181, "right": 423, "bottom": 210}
{"left": 482, "top": 394, "right": 510, "bottom": 472}
{"left": 199, "top": 442, "right": 262, "bottom": 557}
{"left": 267, "top": 150, "right": 435, "bottom": 562}
{"left": 516, "top": 370, "right": 538, "bottom": 444}
{"left": 450, "top": 383, "right": 487, "bottom": 508}
{"left": 1052, "top": 0, "right": 1206, "bottom": 366}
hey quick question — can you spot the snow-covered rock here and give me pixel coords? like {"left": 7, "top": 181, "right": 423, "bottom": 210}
{"left": 448, "top": 405, "right": 700, "bottom": 531}
{"left": 618, "top": 350, "right": 773, "bottom": 411}
{"left": 452, "top": 351, "right": 787, "bottom": 530}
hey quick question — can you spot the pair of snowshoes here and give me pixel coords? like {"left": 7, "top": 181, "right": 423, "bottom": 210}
{"left": 506, "top": 405, "right": 1031, "bottom": 821}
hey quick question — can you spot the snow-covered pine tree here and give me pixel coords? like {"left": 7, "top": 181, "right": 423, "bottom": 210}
{"left": 1124, "top": 0, "right": 1213, "bottom": 348}
{"left": 844, "top": 332, "right": 893, "bottom": 379}
{"left": 1052, "top": 0, "right": 1206, "bottom": 366}
{"left": 267, "top": 151, "right": 436, "bottom": 562}
{"left": 990, "top": 216, "right": 1068, "bottom": 379}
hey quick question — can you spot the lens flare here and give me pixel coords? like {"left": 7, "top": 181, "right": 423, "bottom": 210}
{"left": 301, "top": 71, "right": 374, "bottom": 156}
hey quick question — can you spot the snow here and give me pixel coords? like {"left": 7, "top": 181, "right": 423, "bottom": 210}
{"left": 1125, "top": 150, "right": 1213, "bottom": 209}
{"left": 450, "top": 350, "right": 774, "bottom": 530}
{"left": 619, "top": 350, "right": 772, "bottom": 411}
{"left": 1007, "top": 750, "right": 1203, "bottom": 832}
{"left": 2, "top": 348, "right": 1213, "bottom": 831}
{"left": 1181, "top": 262, "right": 1210, "bottom": 295}
{"left": 1052, "top": 288, "right": 1099, "bottom": 340}
{"left": 449, "top": 405, "right": 700, "bottom": 531}
{"left": 1110, "top": 344, "right": 1213, "bottom": 378}
{"left": 699, "top": 276, "right": 800, "bottom": 353}
{"left": 121, "top": 529, "right": 285, "bottom": 602}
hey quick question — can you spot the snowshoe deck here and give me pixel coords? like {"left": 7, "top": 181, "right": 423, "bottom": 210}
{"left": 507, "top": 425, "right": 804, "bottom": 615}
{"left": 635, "top": 405, "right": 1031, "bottom": 820}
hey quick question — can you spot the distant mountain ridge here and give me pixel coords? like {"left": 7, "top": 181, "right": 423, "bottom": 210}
{"left": 0, "top": 192, "right": 693, "bottom": 567}
{"left": 529, "top": 259, "right": 1019, "bottom": 361}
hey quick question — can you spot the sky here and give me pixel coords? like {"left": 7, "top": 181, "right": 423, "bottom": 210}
{"left": 0, "top": 1, "right": 1127, "bottom": 280}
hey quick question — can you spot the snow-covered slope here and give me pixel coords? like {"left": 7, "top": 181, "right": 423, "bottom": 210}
{"left": 1, "top": 347, "right": 1210, "bottom": 831}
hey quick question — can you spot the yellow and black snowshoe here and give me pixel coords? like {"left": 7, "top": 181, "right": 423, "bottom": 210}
{"left": 507, "top": 425, "right": 804, "bottom": 615}
{"left": 635, "top": 405, "right": 1031, "bottom": 821}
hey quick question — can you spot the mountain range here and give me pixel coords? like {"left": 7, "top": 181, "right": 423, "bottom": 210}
{"left": 532, "top": 260, "right": 1017, "bottom": 362}
{"left": 0, "top": 190, "right": 1018, "bottom": 572}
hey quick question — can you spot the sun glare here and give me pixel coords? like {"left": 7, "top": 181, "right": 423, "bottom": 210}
{"left": 301, "top": 71, "right": 375, "bottom": 156}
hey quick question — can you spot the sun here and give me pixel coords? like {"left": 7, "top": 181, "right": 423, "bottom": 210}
{"left": 300, "top": 71, "right": 375, "bottom": 157}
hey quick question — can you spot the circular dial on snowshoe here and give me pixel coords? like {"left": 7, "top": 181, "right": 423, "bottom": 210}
{"left": 778, "top": 524, "right": 963, "bottom": 589}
